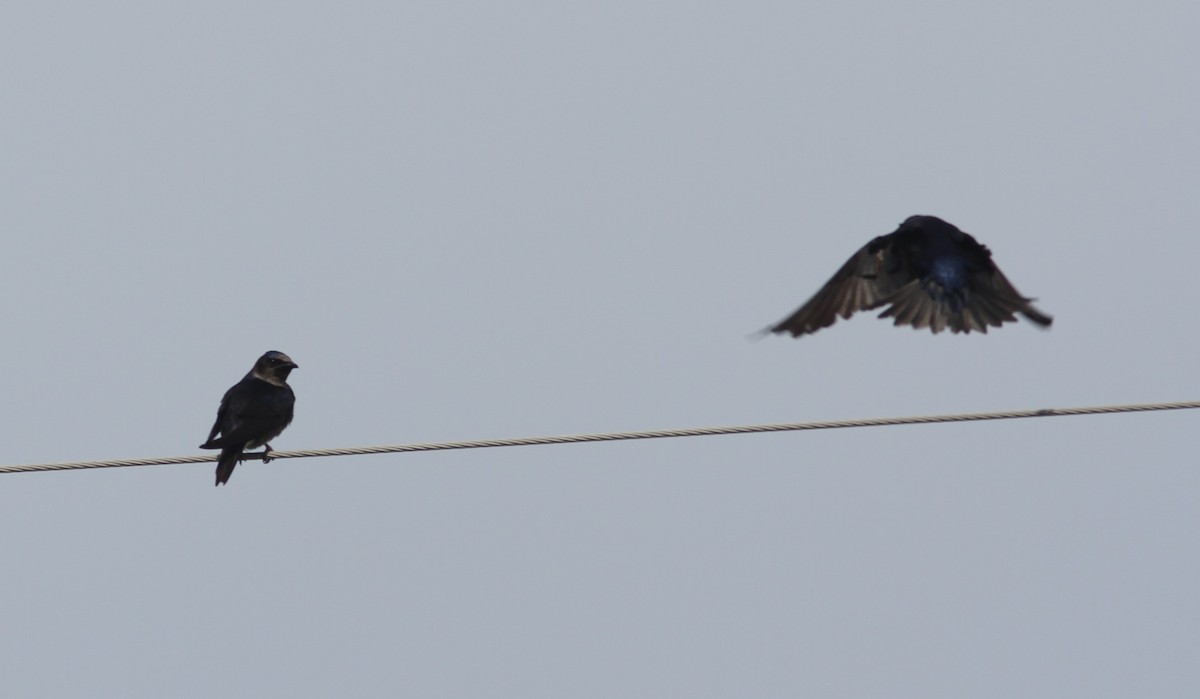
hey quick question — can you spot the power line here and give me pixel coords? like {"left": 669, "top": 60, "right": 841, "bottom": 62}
{"left": 2, "top": 398, "right": 1196, "bottom": 476}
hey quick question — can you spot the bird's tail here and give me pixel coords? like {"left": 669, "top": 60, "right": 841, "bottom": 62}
{"left": 214, "top": 447, "right": 242, "bottom": 486}
{"left": 880, "top": 280, "right": 1045, "bottom": 334}
{"left": 876, "top": 281, "right": 980, "bottom": 333}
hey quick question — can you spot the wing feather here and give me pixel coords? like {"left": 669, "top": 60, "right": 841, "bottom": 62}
{"left": 769, "top": 235, "right": 913, "bottom": 337}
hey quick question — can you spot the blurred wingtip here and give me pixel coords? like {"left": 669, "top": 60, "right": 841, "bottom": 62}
{"left": 747, "top": 326, "right": 777, "bottom": 342}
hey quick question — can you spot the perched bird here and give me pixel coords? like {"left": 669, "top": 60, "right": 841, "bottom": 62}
{"left": 200, "top": 351, "right": 298, "bottom": 486}
{"left": 768, "top": 215, "right": 1052, "bottom": 337}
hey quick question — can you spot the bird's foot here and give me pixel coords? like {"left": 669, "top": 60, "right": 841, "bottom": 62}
{"left": 237, "top": 446, "right": 275, "bottom": 464}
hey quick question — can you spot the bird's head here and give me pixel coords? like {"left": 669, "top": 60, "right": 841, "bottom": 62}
{"left": 252, "top": 351, "right": 298, "bottom": 385}
{"left": 899, "top": 214, "right": 949, "bottom": 230}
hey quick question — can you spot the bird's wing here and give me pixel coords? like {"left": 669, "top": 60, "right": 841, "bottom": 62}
{"left": 203, "top": 391, "right": 231, "bottom": 446}
{"left": 971, "top": 265, "right": 1054, "bottom": 328}
{"left": 769, "top": 235, "right": 915, "bottom": 337}
{"left": 201, "top": 380, "right": 290, "bottom": 449}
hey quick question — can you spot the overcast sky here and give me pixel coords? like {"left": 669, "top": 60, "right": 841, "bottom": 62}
{"left": 2, "top": 2, "right": 1198, "bottom": 697}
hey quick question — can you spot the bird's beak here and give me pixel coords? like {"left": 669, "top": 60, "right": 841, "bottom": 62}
{"left": 289, "top": 363, "right": 299, "bottom": 369}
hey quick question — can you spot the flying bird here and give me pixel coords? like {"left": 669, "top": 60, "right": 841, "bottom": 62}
{"left": 768, "top": 215, "right": 1052, "bottom": 337}
{"left": 200, "top": 351, "right": 298, "bottom": 486}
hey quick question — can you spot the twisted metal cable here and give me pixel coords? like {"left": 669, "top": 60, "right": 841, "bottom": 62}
{"left": 3, "top": 399, "right": 1197, "bottom": 476}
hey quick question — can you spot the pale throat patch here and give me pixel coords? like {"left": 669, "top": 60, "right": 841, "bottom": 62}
{"left": 252, "top": 370, "right": 288, "bottom": 387}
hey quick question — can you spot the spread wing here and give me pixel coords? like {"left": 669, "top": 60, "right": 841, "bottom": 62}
{"left": 876, "top": 252, "right": 1053, "bottom": 334}
{"left": 768, "top": 235, "right": 916, "bottom": 338}
{"left": 977, "top": 266, "right": 1053, "bottom": 328}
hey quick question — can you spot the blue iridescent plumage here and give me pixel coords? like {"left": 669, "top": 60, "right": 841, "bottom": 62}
{"left": 769, "top": 215, "right": 1052, "bottom": 337}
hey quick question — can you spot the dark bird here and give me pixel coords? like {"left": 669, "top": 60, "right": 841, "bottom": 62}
{"left": 200, "top": 351, "right": 298, "bottom": 486}
{"left": 768, "top": 215, "right": 1052, "bottom": 337}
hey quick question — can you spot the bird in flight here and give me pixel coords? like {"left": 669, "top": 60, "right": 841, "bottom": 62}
{"left": 767, "top": 215, "right": 1052, "bottom": 337}
{"left": 200, "top": 351, "right": 298, "bottom": 486}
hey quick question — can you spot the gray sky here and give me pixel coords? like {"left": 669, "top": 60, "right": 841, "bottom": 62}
{"left": 2, "top": 2, "right": 1197, "bottom": 697}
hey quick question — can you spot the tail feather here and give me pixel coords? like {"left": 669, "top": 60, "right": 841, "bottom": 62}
{"left": 215, "top": 447, "right": 241, "bottom": 486}
{"left": 963, "top": 304, "right": 990, "bottom": 334}
{"left": 878, "top": 282, "right": 942, "bottom": 330}
{"left": 879, "top": 281, "right": 1045, "bottom": 334}
{"left": 970, "top": 291, "right": 1010, "bottom": 327}
{"left": 929, "top": 305, "right": 947, "bottom": 334}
